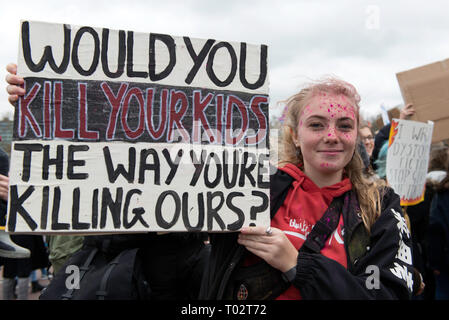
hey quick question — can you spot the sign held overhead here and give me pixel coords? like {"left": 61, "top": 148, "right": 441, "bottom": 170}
{"left": 396, "top": 58, "right": 449, "bottom": 143}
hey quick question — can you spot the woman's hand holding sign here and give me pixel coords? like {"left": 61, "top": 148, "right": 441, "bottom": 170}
{"left": 0, "top": 174, "right": 9, "bottom": 201}
{"left": 238, "top": 226, "right": 298, "bottom": 273}
{"left": 5, "top": 63, "right": 24, "bottom": 104}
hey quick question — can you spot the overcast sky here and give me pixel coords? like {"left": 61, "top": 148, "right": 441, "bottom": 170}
{"left": 0, "top": 0, "right": 448, "bottom": 121}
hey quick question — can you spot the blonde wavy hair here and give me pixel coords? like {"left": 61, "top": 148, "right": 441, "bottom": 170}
{"left": 279, "top": 77, "right": 383, "bottom": 231}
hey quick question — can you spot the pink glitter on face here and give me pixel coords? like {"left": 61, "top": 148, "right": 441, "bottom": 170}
{"left": 320, "top": 162, "right": 332, "bottom": 168}
{"left": 296, "top": 93, "right": 358, "bottom": 178}
{"left": 299, "top": 105, "right": 312, "bottom": 120}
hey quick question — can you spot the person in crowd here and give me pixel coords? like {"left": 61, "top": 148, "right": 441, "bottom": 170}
{"left": 428, "top": 147, "right": 449, "bottom": 300}
{"left": 200, "top": 77, "right": 414, "bottom": 300}
{"left": 1, "top": 145, "right": 36, "bottom": 299}
{"left": 404, "top": 145, "right": 449, "bottom": 300}
{"left": 371, "top": 103, "right": 415, "bottom": 170}
{"left": 357, "top": 139, "right": 371, "bottom": 176}
{"left": 0, "top": 149, "right": 50, "bottom": 299}
{"left": 359, "top": 123, "right": 374, "bottom": 158}
{"left": 46, "top": 235, "right": 84, "bottom": 275}
{"left": 357, "top": 123, "right": 376, "bottom": 179}
{"left": 427, "top": 146, "right": 449, "bottom": 183}
{"left": 2, "top": 233, "right": 50, "bottom": 300}
{"left": 374, "top": 142, "right": 388, "bottom": 181}
{"left": 0, "top": 146, "right": 30, "bottom": 259}
{"left": 29, "top": 269, "right": 47, "bottom": 293}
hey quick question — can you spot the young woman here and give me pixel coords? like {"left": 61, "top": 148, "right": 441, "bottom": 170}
{"left": 200, "top": 78, "right": 414, "bottom": 299}
{"left": 6, "top": 64, "right": 413, "bottom": 299}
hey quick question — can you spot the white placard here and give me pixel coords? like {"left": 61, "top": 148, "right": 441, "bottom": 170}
{"left": 386, "top": 119, "right": 434, "bottom": 206}
{"left": 7, "top": 20, "right": 270, "bottom": 233}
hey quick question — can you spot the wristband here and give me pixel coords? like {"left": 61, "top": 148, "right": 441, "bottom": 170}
{"left": 282, "top": 266, "right": 296, "bottom": 283}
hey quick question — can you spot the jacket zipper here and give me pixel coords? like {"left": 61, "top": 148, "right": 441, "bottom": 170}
{"left": 216, "top": 246, "right": 244, "bottom": 299}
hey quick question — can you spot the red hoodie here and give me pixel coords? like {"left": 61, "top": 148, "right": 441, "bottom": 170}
{"left": 273, "top": 163, "right": 352, "bottom": 300}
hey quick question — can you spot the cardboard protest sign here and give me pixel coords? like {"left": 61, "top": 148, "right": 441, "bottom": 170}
{"left": 396, "top": 58, "right": 449, "bottom": 143}
{"left": 386, "top": 119, "right": 434, "bottom": 206}
{"left": 7, "top": 20, "right": 270, "bottom": 234}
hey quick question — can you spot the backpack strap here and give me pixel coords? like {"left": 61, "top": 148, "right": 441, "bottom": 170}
{"left": 61, "top": 247, "right": 98, "bottom": 300}
{"left": 96, "top": 250, "right": 126, "bottom": 300}
{"left": 299, "top": 193, "right": 346, "bottom": 254}
{"left": 96, "top": 248, "right": 139, "bottom": 300}
{"left": 270, "top": 168, "right": 348, "bottom": 254}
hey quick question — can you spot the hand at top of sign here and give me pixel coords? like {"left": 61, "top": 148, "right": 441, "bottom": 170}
{"left": 5, "top": 63, "right": 25, "bottom": 105}
{"left": 400, "top": 103, "right": 415, "bottom": 120}
{"left": 238, "top": 226, "right": 298, "bottom": 273}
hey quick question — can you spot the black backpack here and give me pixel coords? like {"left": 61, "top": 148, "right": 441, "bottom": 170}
{"left": 40, "top": 235, "right": 151, "bottom": 300}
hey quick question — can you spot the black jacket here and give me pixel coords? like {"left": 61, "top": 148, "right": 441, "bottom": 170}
{"left": 199, "top": 168, "right": 414, "bottom": 300}
{"left": 428, "top": 190, "right": 449, "bottom": 272}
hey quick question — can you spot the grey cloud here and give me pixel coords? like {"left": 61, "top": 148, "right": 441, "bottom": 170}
{"left": 1, "top": 0, "right": 448, "bottom": 120}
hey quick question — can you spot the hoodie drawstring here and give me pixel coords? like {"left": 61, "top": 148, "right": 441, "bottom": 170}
{"left": 285, "top": 178, "right": 303, "bottom": 218}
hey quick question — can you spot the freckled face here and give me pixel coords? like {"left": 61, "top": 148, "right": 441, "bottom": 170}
{"left": 295, "top": 93, "right": 358, "bottom": 176}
